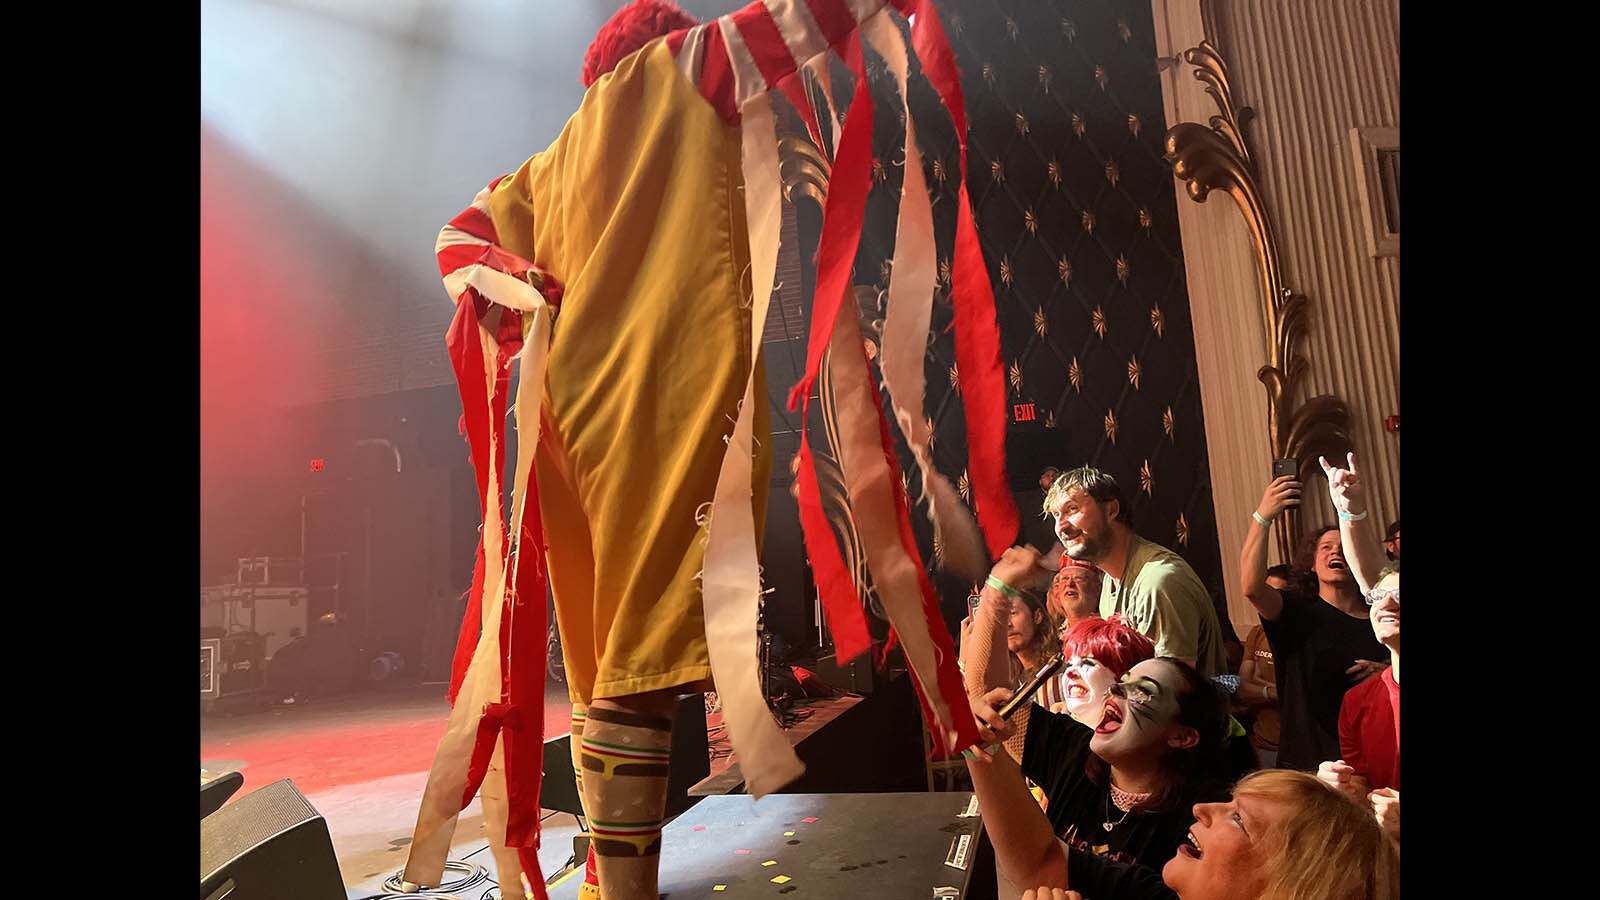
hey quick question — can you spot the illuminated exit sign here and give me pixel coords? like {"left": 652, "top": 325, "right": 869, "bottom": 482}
{"left": 1013, "top": 403, "right": 1036, "bottom": 423}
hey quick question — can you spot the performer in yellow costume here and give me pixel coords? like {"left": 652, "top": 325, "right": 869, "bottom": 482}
{"left": 406, "top": 2, "right": 1020, "bottom": 898}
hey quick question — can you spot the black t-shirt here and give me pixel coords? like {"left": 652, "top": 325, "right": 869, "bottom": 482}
{"left": 1020, "top": 707, "right": 1229, "bottom": 870}
{"left": 1260, "top": 591, "right": 1388, "bottom": 771}
{"left": 1067, "top": 849, "right": 1179, "bottom": 900}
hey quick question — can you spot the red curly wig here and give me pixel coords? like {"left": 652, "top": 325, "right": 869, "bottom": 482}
{"left": 582, "top": 0, "right": 702, "bottom": 88}
{"left": 1060, "top": 614, "right": 1155, "bottom": 678}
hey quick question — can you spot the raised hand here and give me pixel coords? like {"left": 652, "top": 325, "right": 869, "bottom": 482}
{"left": 967, "top": 685, "right": 1016, "bottom": 761}
{"left": 1022, "top": 890, "right": 1083, "bottom": 900}
{"left": 1319, "top": 451, "right": 1365, "bottom": 518}
{"left": 1256, "top": 475, "right": 1302, "bottom": 523}
{"left": 1316, "top": 759, "right": 1361, "bottom": 800}
{"left": 1368, "top": 787, "right": 1399, "bottom": 841}
{"left": 990, "top": 544, "right": 1044, "bottom": 593}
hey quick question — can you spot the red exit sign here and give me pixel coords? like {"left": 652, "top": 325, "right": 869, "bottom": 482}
{"left": 1013, "top": 403, "right": 1036, "bottom": 422}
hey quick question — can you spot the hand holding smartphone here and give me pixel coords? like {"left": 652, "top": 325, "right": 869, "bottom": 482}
{"left": 995, "top": 653, "right": 1064, "bottom": 719}
{"left": 1271, "top": 457, "right": 1299, "bottom": 480}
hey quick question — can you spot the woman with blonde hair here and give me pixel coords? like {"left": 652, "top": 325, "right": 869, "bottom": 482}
{"left": 967, "top": 731, "right": 1399, "bottom": 899}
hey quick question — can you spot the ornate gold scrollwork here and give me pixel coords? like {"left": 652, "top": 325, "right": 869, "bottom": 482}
{"left": 1162, "top": 40, "right": 1351, "bottom": 559}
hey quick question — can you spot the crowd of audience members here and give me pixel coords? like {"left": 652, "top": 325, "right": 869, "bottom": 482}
{"left": 957, "top": 453, "right": 1399, "bottom": 898}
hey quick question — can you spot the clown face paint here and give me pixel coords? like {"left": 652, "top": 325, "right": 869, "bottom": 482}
{"left": 1090, "top": 659, "right": 1188, "bottom": 763}
{"left": 1061, "top": 654, "right": 1119, "bottom": 727}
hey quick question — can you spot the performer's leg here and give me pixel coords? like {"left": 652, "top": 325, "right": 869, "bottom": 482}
{"left": 577, "top": 689, "right": 678, "bottom": 900}
{"left": 570, "top": 705, "right": 602, "bottom": 899}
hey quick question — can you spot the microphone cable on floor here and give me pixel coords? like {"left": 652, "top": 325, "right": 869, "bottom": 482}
{"left": 352, "top": 858, "right": 489, "bottom": 898}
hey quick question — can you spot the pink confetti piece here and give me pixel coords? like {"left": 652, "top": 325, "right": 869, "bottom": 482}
{"left": 693, "top": 826, "right": 707, "bottom": 831}
{"left": 735, "top": 849, "right": 750, "bottom": 855}
{"left": 802, "top": 817, "right": 818, "bottom": 823}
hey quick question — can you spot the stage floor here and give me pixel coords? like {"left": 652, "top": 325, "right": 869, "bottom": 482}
{"left": 201, "top": 676, "right": 591, "bottom": 899}
{"left": 200, "top": 676, "right": 987, "bottom": 899}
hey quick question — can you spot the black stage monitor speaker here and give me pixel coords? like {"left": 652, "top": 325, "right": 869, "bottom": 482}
{"left": 200, "top": 778, "right": 344, "bottom": 900}
{"left": 201, "top": 770, "right": 244, "bottom": 820}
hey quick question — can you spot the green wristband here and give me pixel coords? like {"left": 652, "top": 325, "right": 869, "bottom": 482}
{"left": 1337, "top": 509, "right": 1369, "bottom": 522}
{"left": 984, "top": 575, "right": 1021, "bottom": 599}
{"left": 1251, "top": 511, "right": 1271, "bottom": 527}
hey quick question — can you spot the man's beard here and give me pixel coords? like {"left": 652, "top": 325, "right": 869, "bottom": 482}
{"left": 1066, "top": 526, "right": 1110, "bottom": 565}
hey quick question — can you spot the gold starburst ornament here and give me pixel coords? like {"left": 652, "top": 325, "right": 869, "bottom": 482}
{"left": 1103, "top": 410, "right": 1118, "bottom": 445}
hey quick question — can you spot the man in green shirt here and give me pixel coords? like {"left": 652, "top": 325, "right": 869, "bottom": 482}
{"left": 1043, "top": 466, "right": 1228, "bottom": 679}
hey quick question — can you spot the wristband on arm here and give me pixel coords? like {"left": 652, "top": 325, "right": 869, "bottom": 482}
{"left": 984, "top": 575, "right": 1021, "bottom": 599}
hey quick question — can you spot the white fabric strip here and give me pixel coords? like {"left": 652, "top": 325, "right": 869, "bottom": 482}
{"left": 701, "top": 91, "right": 806, "bottom": 799}
{"left": 825, "top": 295, "right": 958, "bottom": 749}
{"left": 864, "top": 14, "right": 979, "bottom": 592}
{"left": 476, "top": 742, "right": 525, "bottom": 897}
{"left": 719, "top": 14, "right": 766, "bottom": 112}
{"left": 676, "top": 23, "right": 710, "bottom": 83}
{"left": 765, "top": 0, "right": 829, "bottom": 69}
{"left": 504, "top": 305, "right": 552, "bottom": 626}
{"left": 402, "top": 323, "right": 513, "bottom": 886}
{"left": 806, "top": 55, "right": 843, "bottom": 159}
{"left": 842, "top": 0, "right": 884, "bottom": 24}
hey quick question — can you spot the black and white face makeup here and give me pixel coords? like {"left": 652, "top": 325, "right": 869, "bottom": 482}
{"left": 1090, "top": 659, "right": 1190, "bottom": 762}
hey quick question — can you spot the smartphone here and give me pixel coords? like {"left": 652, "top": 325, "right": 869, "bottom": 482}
{"left": 995, "top": 653, "right": 1065, "bottom": 719}
{"left": 967, "top": 591, "right": 982, "bottom": 619}
{"left": 1271, "top": 457, "right": 1299, "bottom": 480}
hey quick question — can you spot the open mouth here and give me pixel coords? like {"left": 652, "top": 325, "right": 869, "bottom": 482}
{"left": 1066, "top": 683, "right": 1088, "bottom": 699}
{"left": 1094, "top": 698, "right": 1124, "bottom": 734}
{"left": 1179, "top": 830, "right": 1202, "bottom": 859}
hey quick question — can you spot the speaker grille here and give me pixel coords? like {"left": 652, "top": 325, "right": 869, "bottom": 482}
{"left": 200, "top": 779, "right": 344, "bottom": 900}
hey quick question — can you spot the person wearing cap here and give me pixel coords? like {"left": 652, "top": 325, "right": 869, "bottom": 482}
{"left": 1382, "top": 519, "right": 1400, "bottom": 561}
{"left": 1047, "top": 554, "right": 1104, "bottom": 633}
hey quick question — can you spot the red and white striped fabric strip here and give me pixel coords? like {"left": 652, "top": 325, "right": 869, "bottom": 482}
{"left": 684, "top": 0, "right": 893, "bottom": 125}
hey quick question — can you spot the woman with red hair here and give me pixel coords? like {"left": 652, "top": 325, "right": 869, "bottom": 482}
{"left": 966, "top": 549, "right": 1237, "bottom": 876}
